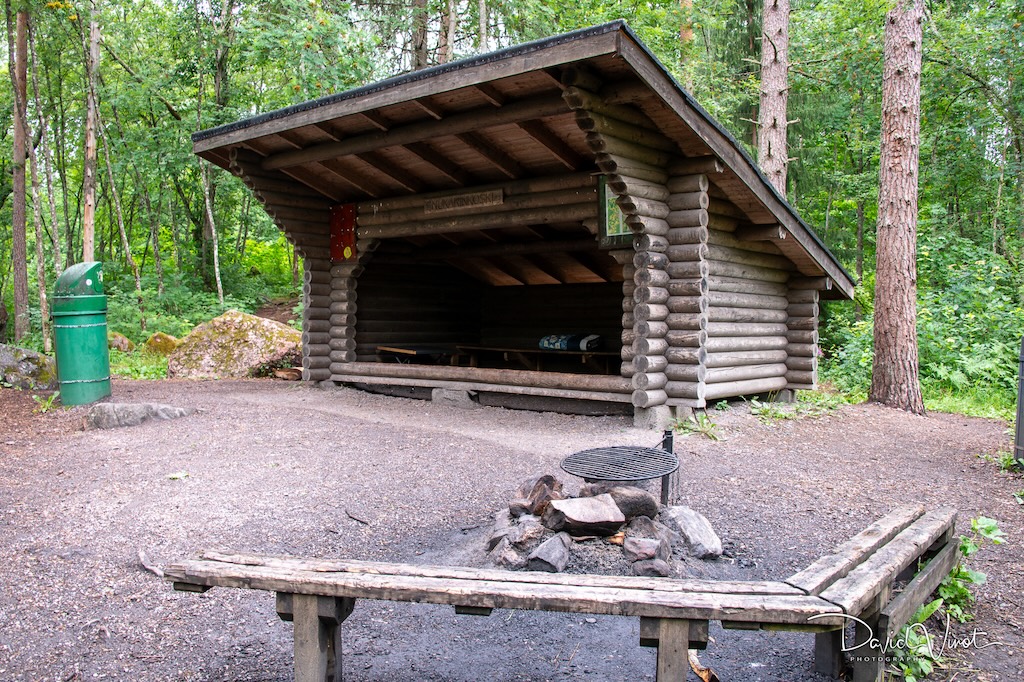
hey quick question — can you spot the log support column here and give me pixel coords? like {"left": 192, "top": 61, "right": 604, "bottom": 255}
{"left": 786, "top": 279, "right": 821, "bottom": 390}
{"left": 276, "top": 593, "right": 355, "bottom": 682}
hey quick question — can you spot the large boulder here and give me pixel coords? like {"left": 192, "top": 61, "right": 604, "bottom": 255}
{"left": 107, "top": 332, "right": 135, "bottom": 352}
{"left": 167, "top": 310, "right": 301, "bottom": 379}
{"left": 145, "top": 332, "right": 180, "bottom": 356}
{"left": 0, "top": 344, "right": 58, "bottom": 390}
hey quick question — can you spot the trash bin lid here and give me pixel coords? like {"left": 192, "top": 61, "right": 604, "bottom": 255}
{"left": 55, "top": 262, "right": 105, "bottom": 297}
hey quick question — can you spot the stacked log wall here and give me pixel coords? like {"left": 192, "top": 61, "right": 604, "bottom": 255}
{"left": 227, "top": 148, "right": 338, "bottom": 382}
{"left": 661, "top": 167, "right": 713, "bottom": 406}
{"left": 350, "top": 251, "right": 480, "bottom": 362}
{"left": 785, "top": 279, "right": 820, "bottom": 390}
{"left": 563, "top": 78, "right": 674, "bottom": 409}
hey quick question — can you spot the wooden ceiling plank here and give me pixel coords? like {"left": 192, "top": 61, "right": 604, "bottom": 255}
{"left": 404, "top": 142, "right": 471, "bottom": 186}
{"left": 276, "top": 166, "right": 346, "bottom": 202}
{"left": 455, "top": 132, "right": 525, "bottom": 178}
{"left": 515, "top": 119, "right": 584, "bottom": 170}
{"left": 449, "top": 258, "right": 523, "bottom": 286}
{"left": 315, "top": 159, "right": 381, "bottom": 198}
{"left": 494, "top": 254, "right": 561, "bottom": 285}
{"left": 354, "top": 152, "right": 426, "bottom": 193}
{"left": 262, "top": 94, "right": 568, "bottom": 170}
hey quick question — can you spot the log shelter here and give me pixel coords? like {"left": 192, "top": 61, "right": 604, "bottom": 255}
{"left": 193, "top": 21, "right": 854, "bottom": 424}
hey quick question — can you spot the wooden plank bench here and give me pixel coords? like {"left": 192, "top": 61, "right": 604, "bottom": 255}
{"left": 164, "top": 506, "right": 957, "bottom": 682}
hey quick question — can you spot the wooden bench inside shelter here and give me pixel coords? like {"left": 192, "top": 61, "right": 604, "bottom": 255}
{"left": 164, "top": 506, "right": 958, "bottom": 682}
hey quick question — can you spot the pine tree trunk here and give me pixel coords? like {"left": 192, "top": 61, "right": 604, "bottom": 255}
{"left": 412, "top": 0, "right": 428, "bottom": 69}
{"left": 477, "top": 0, "right": 487, "bottom": 51}
{"left": 757, "top": 0, "right": 789, "bottom": 195}
{"left": 9, "top": 7, "right": 30, "bottom": 341}
{"left": 870, "top": 0, "right": 925, "bottom": 414}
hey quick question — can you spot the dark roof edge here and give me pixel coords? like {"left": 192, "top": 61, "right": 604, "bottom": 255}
{"left": 191, "top": 20, "right": 628, "bottom": 144}
{"left": 611, "top": 27, "right": 855, "bottom": 293}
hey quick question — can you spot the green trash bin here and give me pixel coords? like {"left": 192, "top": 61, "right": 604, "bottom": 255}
{"left": 52, "top": 261, "right": 112, "bottom": 405}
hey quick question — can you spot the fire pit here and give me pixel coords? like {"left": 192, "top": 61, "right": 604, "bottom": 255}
{"left": 560, "top": 433, "right": 678, "bottom": 505}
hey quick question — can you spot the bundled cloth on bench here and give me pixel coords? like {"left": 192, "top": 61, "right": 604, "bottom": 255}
{"left": 538, "top": 334, "right": 602, "bottom": 351}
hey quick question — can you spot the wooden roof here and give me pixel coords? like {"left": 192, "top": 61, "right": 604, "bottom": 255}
{"left": 194, "top": 21, "right": 854, "bottom": 299}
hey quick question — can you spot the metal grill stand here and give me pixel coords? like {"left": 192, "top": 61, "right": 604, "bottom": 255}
{"left": 561, "top": 432, "right": 678, "bottom": 505}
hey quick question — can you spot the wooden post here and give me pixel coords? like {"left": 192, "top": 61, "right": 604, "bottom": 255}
{"left": 654, "top": 618, "right": 690, "bottom": 681}
{"left": 814, "top": 630, "right": 843, "bottom": 678}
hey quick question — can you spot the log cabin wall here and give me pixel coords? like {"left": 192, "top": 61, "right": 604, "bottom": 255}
{"left": 563, "top": 74, "right": 676, "bottom": 411}
{"left": 785, "top": 278, "right": 821, "bottom": 390}
{"left": 351, "top": 251, "right": 481, "bottom": 362}
{"left": 227, "top": 148, "right": 337, "bottom": 382}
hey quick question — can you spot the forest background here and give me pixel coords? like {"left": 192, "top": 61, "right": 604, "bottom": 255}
{"left": 0, "top": 0, "right": 1021, "bottom": 417}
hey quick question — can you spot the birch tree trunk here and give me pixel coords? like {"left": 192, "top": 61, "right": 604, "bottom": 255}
{"left": 29, "top": 19, "right": 63, "bottom": 276}
{"left": 8, "top": 6, "right": 29, "bottom": 341}
{"left": 757, "top": 0, "right": 789, "bottom": 194}
{"left": 82, "top": 8, "right": 100, "bottom": 263}
{"left": 870, "top": 0, "right": 926, "bottom": 414}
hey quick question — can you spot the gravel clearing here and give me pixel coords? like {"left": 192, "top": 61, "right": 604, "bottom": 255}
{"left": 0, "top": 378, "right": 1021, "bottom": 681}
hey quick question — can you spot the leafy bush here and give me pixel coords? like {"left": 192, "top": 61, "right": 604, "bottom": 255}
{"left": 820, "top": 229, "right": 1023, "bottom": 417}
{"left": 108, "top": 349, "right": 168, "bottom": 380}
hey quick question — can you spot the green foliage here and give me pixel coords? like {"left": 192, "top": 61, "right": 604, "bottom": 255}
{"left": 1013, "top": 490, "right": 1024, "bottom": 506}
{"left": 32, "top": 392, "right": 60, "bottom": 414}
{"left": 109, "top": 349, "right": 168, "bottom": 380}
{"left": 747, "top": 391, "right": 847, "bottom": 424}
{"left": 980, "top": 450, "right": 1024, "bottom": 473}
{"left": 888, "top": 599, "right": 945, "bottom": 682}
{"left": 939, "top": 516, "right": 1005, "bottom": 623}
{"left": 673, "top": 411, "right": 721, "bottom": 440}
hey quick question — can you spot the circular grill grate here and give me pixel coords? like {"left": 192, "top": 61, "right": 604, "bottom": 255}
{"left": 560, "top": 445, "right": 679, "bottom": 482}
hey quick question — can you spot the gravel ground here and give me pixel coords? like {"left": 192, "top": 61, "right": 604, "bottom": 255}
{"left": 0, "top": 379, "right": 1021, "bottom": 681}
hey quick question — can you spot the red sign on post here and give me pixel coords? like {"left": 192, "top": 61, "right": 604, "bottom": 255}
{"left": 330, "top": 203, "right": 357, "bottom": 263}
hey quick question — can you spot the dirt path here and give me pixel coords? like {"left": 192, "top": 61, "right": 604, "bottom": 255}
{"left": 0, "top": 379, "right": 1020, "bottom": 681}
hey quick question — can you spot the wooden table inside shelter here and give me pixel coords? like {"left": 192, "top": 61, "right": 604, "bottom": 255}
{"left": 561, "top": 445, "right": 679, "bottom": 505}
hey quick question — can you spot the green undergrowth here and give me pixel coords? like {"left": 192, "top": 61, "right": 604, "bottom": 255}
{"left": 108, "top": 349, "right": 169, "bottom": 380}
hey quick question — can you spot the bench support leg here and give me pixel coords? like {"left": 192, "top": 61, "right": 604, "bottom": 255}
{"left": 278, "top": 594, "right": 355, "bottom": 682}
{"left": 851, "top": 607, "right": 884, "bottom": 682}
{"left": 640, "top": 617, "right": 691, "bottom": 681}
{"left": 814, "top": 630, "right": 843, "bottom": 678}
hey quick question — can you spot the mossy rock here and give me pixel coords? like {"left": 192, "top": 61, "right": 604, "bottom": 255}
{"left": 0, "top": 344, "right": 58, "bottom": 390}
{"left": 167, "top": 310, "right": 302, "bottom": 379}
{"left": 108, "top": 332, "right": 136, "bottom": 352}
{"left": 145, "top": 332, "right": 181, "bottom": 356}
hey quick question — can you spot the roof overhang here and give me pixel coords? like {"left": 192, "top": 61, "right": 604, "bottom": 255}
{"left": 194, "top": 21, "right": 854, "bottom": 299}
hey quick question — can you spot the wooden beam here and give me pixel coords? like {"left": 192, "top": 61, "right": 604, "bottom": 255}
{"left": 315, "top": 159, "right": 381, "bottom": 197}
{"left": 411, "top": 98, "right": 445, "bottom": 120}
{"left": 403, "top": 142, "right": 471, "bottom": 186}
{"left": 473, "top": 83, "right": 506, "bottom": 107}
{"left": 515, "top": 120, "right": 584, "bottom": 169}
{"left": 736, "top": 224, "right": 786, "bottom": 242}
{"left": 354, "top": 152, "right": 425, "bottom": 193}
{"left": 456, "top": 132, "right": 525, "bottom": 178}
{"left": 418, "top": 238, "right": 597, "bottom": 261}
{"left": 360, "top": 110, "right": 390, "bottom": 131}
{"left": 262, "top": 95, "right": 569, "bottom": 170}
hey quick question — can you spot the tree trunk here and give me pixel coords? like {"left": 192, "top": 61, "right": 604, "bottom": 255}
{"left": 8, "top": 7, "right": 30, "bottom": 341}
{"left": 439, "top": 0, "right": 455, "bottom": 64}
{"left": 757, "top": 0, "right": 789, "bottom": 195}
{"left": 82, "top": 9, "right": 100, "bottom": 262}
{"left": 412, "top": 0, "right": 428, "bottom": 69}
{"left": 477, "top": 0, "right": 487, "bottom": 51}
{"left": 29, "top": 18, "right": 63, "bottom": 276}
{"left": 99, "top": 111, "right": 146, "bottom": 332}
{"left": 870, "top": 0, "right": 925, "bottom": 415}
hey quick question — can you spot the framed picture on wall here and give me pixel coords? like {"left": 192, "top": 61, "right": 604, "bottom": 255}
{"left": 598, "top": 176, "right": 633, "bottom": 249}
